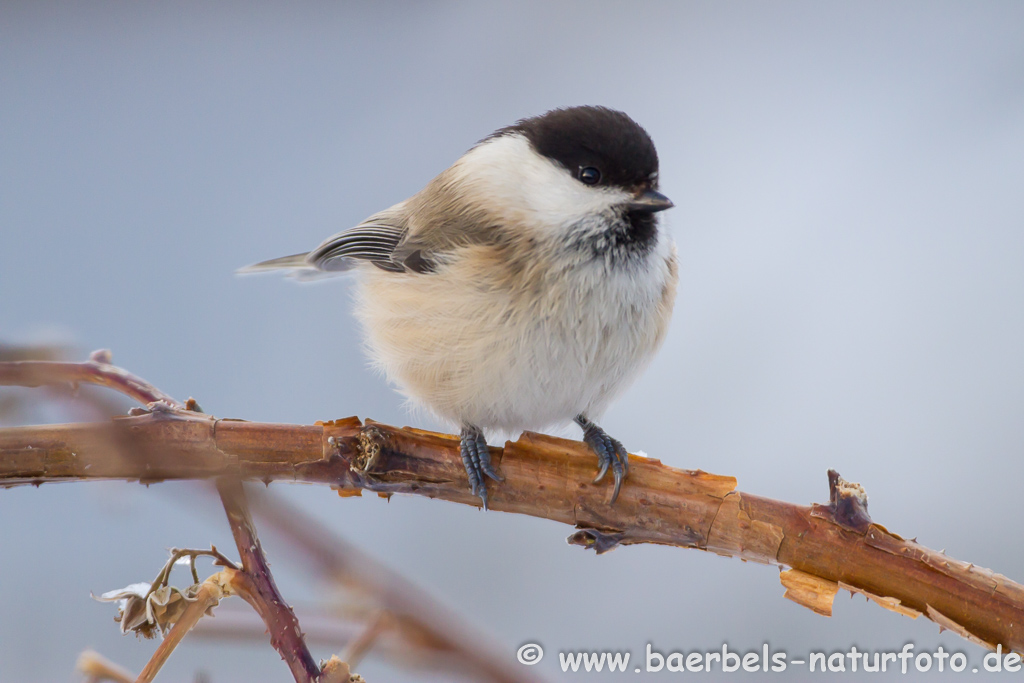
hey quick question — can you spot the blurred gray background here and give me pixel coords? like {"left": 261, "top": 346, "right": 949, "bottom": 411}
{"left": 3, "top": 1, "right": 1023, "bottom": 680}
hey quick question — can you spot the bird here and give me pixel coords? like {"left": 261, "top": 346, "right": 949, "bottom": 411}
{"left": 241, "top": 105, "right": 677, "bottom": 509}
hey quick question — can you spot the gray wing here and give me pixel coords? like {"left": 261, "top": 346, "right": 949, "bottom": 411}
{"left": 239, "top": 203, "right": 441, "bottom": 278}
{"left": 309, "top": 210, "right": 436, "bottom": 274}
{"left": 310, "top": 223, "right": 407, "bottom": 273}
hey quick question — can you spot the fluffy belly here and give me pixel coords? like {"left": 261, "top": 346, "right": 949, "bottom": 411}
{"left": 355, "top": 249, "right": 676, "bottom": 432}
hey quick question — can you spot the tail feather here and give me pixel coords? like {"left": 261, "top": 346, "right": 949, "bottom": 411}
{"left": 236, "top": 252, "right": 312, "bottom": 275}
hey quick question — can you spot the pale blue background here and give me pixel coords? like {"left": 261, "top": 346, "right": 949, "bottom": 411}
{"left": 2, "top": 1, "right": 1023, "bottom": 680}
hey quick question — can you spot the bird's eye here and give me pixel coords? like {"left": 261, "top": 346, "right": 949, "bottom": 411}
{"left": 578, "top": 166, "right": 602, "bottom": 185}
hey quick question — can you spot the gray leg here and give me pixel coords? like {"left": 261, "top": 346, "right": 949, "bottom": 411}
{"left": 574, "top": 414, "right": 629, "bottom": 504}
{"left": 459, "top": 425, "right": 503, "bottom": 510}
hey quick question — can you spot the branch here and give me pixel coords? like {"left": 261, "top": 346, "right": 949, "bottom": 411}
{"left": 217, "top": 477, "right": 323, "bottom": 683}
{"left": 0, "top": 351, "right": 183, "bottom": 408}
{"left": 4, "top": 357, "right": 1023, "bottom": 654}
{"left": 76, "top": 651, "right": 135, "bottom": 683}
{"left": 134, "top": 571, "right": 234, "bottom": 683}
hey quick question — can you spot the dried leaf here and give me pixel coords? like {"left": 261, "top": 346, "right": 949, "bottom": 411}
{"left": 93, "top": 581, "right": 202, "bottom": 638}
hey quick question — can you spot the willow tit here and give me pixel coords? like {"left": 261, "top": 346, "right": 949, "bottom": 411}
{"left": 242, "top": 106, "right": 677, "bottom": 508}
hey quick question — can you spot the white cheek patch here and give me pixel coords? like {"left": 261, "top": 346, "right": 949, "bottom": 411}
{"left": 453, "top": 134, "right": 631, "bottom": 237}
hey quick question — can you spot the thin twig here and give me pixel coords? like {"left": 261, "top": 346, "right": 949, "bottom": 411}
{"left": 0, "top": 354, "right": 183, "bottom": 409}
{"left": 341, "top": 610, "right": 390, "bottom": 670}
{"left": 216, "top": 476, "right": 323, "bottom": 683}
{"left": 134, "top": 571, "right": 234, "bottom": 683}
{"left": 145, "top": 547, "right": 238, "bottom": 606}
{"left": 76, "top": 650, "right": 135, "bottom": 683}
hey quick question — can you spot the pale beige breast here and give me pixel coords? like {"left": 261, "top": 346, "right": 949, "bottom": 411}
{"left": 354, "top": 239, "right": 678, "bottom": 432}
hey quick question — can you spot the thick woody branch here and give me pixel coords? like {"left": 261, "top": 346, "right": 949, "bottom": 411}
{"left": 3, "top": 358, "right": 1023, "bottom": 655}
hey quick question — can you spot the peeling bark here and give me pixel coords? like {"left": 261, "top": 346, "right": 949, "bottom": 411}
{"left": 780, "top": 569, "right": 839, "bottom": 617}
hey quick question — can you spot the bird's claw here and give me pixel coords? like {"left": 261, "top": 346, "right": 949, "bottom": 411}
{"left": 576, "top": 416, "right": 629, "bottom": 504}
{"left": 460, "top": 427, "right": 502, "bottom": 510}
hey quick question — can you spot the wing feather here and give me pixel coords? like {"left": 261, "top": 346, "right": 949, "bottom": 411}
{"left": 311, "top": 223, "right": 406, "bottom": 269}
{"left": 310, "top": 209, "right": 438, "bottom": 273}
{"left": 240, "top": 202, "right": 439, "bottom": 278}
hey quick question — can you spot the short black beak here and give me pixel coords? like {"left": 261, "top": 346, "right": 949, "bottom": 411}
{"left": 625, "top": 189, "right": 674, "bottom": 213}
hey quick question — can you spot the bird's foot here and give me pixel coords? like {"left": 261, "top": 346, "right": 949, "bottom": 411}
{"left": 575, "top": 415, "right": 629, "bottom": 503}
{"left": 459, "top": 425, "right": 503, "bottom": 510}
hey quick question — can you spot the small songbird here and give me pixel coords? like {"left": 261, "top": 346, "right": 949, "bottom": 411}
{"left": 241, "top": 106, "right": 677, "bottom": 508}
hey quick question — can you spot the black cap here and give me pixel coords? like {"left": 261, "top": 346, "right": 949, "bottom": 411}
{"left": 492, "top": 106, "right": 660, "bottom": 190}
